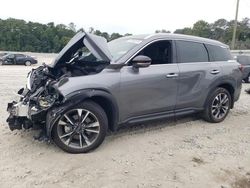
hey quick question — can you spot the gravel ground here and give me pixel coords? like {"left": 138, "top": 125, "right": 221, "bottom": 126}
{"left": 0, "top": 64, "right": 250, "bottom": 188}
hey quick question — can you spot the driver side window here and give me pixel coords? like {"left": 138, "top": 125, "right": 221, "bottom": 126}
{"left": 129, "top": 40, "right": 172, "bottom": 65}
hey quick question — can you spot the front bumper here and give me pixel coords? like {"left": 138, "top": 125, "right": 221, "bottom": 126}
{"left": 6, "top": 100, "right": 44, "bottom": 131}
{"left": 7, "top": 101, "right": 29, "bottom": 117}
{"left": 6, "top": 101, "right": 32, "bottom": 130}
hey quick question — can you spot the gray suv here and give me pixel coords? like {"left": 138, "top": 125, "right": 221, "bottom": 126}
{"left": 7, "top": 31, "right": 242, "bottom": 153}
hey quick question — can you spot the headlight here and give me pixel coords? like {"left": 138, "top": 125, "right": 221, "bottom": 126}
{"left": 26, "top": 72, "right": 32, "bottom": 90}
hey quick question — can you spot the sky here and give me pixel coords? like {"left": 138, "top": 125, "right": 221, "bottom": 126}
{"left": 0, "top": 0, "right": 249, "bottom": 34}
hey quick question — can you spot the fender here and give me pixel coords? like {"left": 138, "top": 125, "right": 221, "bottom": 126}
{"left": 46, "top": 89, "right": 119, "bottom": 139}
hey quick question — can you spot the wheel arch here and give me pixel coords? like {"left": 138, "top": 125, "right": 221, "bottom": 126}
{"left": 217, "top": 83, "right": 234, "bottom": 99}
{"left": 89, "top": 95, "right": 118, "bottom": 131}
{"left": 46, "top": 89, "right": 119, "bottom": 139}
{"left": 204, "top": 81, "right": 235, "bottom": 109}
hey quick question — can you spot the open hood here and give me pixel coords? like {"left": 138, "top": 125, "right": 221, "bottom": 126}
{"left": 51, "top": 31, "right": 112, "bottom": 67}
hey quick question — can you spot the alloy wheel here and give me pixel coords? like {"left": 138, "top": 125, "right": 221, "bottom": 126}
{"left": 211, "top": 93, "right": 230, "bottom": 120}
{"left": 57, "top": 108, "right": 100, "bottom": 149}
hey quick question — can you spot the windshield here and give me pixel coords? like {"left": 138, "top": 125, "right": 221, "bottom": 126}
{"left": 108, "top": 37, "right": 142, "bottom": 61}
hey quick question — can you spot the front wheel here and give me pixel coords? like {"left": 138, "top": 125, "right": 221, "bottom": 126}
{"left": 52, "top": 101, "right": 108, "bottom": 153}
{"left": 25, "top": 61, "right": 31, "bottom": 66}
{"left": 203, "top": 88, "right": 231, "bottom": 123}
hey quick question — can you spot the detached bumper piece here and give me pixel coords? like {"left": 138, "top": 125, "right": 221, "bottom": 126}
{"left": 6, "top": 102, "right": 32, "bottom": 131}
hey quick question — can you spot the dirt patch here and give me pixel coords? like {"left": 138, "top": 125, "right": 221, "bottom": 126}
{"left": 192, "top": 157, "right": 205, "bottom": 165}
{"left": 231, "top": 176, "right": 250, "bottom": 188}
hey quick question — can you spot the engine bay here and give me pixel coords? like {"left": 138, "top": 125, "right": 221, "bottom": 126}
{"left": 6, "top": 30, "right": 113, "bottom": 139}
{"left": 6, "top": 50, "right": 110, "bottom": 131}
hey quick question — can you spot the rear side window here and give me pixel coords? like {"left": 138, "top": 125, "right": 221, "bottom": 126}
{"left": 205, "top": 44, "right": 232, "bottom": 61}
{"left": 176, "top": 40, "right": 209, "bottom": 63}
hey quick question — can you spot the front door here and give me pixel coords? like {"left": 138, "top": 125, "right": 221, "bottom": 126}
{"left": 5, "top": 54, "right": 15, "bottom": 64}
{"left": 119, "top": 40, "right": 179, "bottom": 122}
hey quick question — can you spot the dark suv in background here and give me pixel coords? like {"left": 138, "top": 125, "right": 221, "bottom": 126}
{"left": 7, "top": 32, "right": 242, "bottom": 153}
{"left": 236, "top": 55, "right": 250, "bottom": 83}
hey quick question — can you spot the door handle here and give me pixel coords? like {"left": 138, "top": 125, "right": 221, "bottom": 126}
{"left": 166, "top": 73, "right": 178, "bottom": 78}
{"left": 210, "top": 70, "right": 220, "bottom": 75}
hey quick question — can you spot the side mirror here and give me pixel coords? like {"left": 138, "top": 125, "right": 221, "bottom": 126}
{"left": 132, "top": 55, "right": 151, "bottom": 68}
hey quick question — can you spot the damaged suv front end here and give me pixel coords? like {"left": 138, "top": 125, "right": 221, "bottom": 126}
{"left": 6, "top": 31, "right": 113, "bottom": 143}
{"left": 7, "top": 64, "right": 59, "bottom": 131}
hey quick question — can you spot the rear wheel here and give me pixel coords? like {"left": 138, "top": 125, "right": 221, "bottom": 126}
{"left": 203, "top": 88, "right": 231, "bottom": 123}
{"left": 25, "top": 61, "right": 31, "bottom": 66}
{"left": 52, "top": 101, "right": 108, "bottom": 153}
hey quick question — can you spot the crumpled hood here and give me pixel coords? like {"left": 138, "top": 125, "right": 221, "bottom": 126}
{"left": 51, "top": 31, "right": 113, "bottom": 67}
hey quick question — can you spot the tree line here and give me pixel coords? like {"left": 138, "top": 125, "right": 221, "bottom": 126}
{"left": 0, "top": 17, "right": 249, "bottom": 53}
{"left": 0, "top": 18, "right": 132, "bottom": 53}
{"left": 174, "top": 18, "right": 250, "bottom": 50}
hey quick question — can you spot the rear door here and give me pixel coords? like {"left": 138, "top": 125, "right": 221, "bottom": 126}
{"left": 15, "top": 54, "right": 25, "bottom": 65}
{"left": 175, "top": 40, "right": 221, "bottom": 111}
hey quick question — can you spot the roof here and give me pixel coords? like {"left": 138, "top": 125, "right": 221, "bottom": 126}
{"left": 130, "top": 33, "right": 228, "bottom": 47}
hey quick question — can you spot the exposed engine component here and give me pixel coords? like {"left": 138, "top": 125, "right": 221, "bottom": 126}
{"left": 38, "top": 91, "right": 58, "bottom": 109}
{"left": 6, "top": 30, "right": 112, "bottom": 152}
{"left": 6, "top": 50, "right": 108, "bottom": 132}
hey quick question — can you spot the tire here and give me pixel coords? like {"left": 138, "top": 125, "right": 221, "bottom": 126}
{"left": 243, "top": 73, "right": 250, "bottom": 83}
{"left": 52, "top": 100, "right": 108, "bottom": 153}
{"left": 203, "top": 87, "right": 232, "bottom": 123}
{"left": 0, "top": 60, "right": 3, "bottom": 65}
{"left": 25, "top": 61, "right": 31, "bottom": 66}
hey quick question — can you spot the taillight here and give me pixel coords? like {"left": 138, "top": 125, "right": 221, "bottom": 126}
{"left": 238, "top": 64, "right": 244, "bottom": 72}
